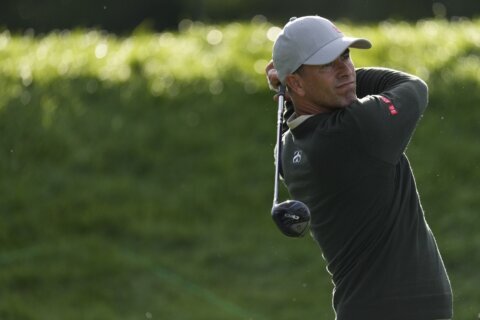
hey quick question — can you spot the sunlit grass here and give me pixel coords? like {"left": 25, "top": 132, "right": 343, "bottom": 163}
{"left": 1, "top": 19, "right": 478, "bottom": 101}
{"left": 342, "top": 19, "right": 480, "bottom": 80}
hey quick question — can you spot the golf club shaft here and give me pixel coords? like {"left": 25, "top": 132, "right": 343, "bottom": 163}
{"left": 273, "top": 85, "right": 286, "bottom": 206}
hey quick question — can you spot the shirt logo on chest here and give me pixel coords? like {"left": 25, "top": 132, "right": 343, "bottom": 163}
{"left": 293, "top": 150, "right": 302, "bottom": 164}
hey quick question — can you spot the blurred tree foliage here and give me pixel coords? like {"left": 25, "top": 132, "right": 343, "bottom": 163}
{"left": 0, "top": 0, "right": 479, "bottom": 33}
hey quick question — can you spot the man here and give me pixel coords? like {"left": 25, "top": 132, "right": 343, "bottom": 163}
{"left": 265, "top": 16, "right": 452, "bottom": 320}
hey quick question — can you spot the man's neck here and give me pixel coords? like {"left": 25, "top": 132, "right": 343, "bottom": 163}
{"left": 293, "top": 101, "right": 331, "bottom": 115}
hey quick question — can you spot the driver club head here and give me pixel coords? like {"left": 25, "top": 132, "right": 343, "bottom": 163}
{"left": 271, "top": 200, "right": 311, "bottom": 237}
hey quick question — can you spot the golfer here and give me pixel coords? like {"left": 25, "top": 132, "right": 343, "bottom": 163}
{"left": 266, "top": 16, "right": 453, "bottom": 320}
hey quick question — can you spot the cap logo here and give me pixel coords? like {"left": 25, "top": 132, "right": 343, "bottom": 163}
{"left": 330, "top": 23, "right": 342, "bottom": 33}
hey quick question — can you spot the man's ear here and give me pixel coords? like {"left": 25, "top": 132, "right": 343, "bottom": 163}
{"left": 285, "top": 74, "right": 305, "bottom": 97}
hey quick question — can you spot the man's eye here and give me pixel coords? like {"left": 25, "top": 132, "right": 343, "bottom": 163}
{"left": 341, "top": 50, "right": 350, "bottom": 59}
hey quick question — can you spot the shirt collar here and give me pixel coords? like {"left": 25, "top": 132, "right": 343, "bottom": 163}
{"left": 287, "top": 113, "right": 314, "bottom": 130}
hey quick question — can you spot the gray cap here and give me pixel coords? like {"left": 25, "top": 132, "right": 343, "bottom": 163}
{"left": 273, "top": 16, "right": 372, "bottom": 84}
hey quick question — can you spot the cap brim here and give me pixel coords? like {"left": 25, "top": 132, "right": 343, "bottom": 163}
{"left": 304, "top": 37, "right": 372, "bottom": 65}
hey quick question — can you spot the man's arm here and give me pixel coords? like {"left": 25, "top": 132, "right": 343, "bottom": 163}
{"left": 356, "top": 67, "right": 428, "bottom": 114}
{"left": 347, "top": 68, "right": 429, "bottom": 164}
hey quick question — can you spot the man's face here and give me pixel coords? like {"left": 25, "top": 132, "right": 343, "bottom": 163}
{"left": 296, "top": 49, "right": 357, "bottom": 111}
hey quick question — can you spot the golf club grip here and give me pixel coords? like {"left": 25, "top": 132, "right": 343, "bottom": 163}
{"left": 273, "top": 85, "right": 286, "bottom": 206}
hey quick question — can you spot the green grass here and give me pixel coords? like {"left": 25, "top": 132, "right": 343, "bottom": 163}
{"left": 1, "top": 19, "right": 479, "bottom": 319}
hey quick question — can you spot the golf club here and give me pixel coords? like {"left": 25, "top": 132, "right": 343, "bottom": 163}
{"left": 271, "top": 85, "right": 311, "bottom": 237}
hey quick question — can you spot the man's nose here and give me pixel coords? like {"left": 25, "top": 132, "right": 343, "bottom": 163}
{"left": 334, "top": 58, "right": 351, "bottom": 76}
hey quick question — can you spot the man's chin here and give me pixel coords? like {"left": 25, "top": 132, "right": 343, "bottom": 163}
{"left": 336, "top": 95, "right": 358, "bottom": 108}
{"left": 332, "top": 97, "right": 358, "bottom": 109}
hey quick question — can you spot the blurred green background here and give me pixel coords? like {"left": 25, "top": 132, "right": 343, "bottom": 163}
{"left": 1, "top": 1, "right": 479, "bottom": 320}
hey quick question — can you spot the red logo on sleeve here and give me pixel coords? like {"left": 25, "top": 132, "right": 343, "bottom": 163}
{"left": 380, "top": 96, "right": 398, "bottom": 115}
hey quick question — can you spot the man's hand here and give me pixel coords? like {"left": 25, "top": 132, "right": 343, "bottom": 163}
{"left": 265, "top": 60, "right": 281, "bottom": 91}
{"left": 265, "top": 60, "right": 290, "bottom": 102}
